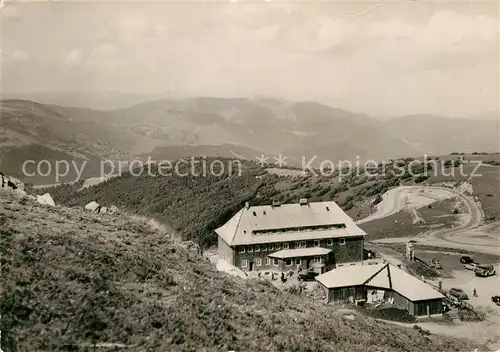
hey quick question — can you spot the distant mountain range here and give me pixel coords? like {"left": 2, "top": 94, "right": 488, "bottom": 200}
{"left": 1, "top": 97, "right": 498, "bottom": 184}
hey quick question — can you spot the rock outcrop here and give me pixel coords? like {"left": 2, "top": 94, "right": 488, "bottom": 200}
{"left": 0, "top": 173, "right": 25, "bottom": 191}
{"left": 84, "top": 201, "right": 100, "bottom": 212}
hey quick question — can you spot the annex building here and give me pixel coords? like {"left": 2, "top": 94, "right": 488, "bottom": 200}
{"left": 215, "top": 199, "right": 367, "bottom": 272}
{"left": 316, "top": 262, "right": 445, "bottom": 317}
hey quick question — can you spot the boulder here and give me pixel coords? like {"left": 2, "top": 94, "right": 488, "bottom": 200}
{"left": 109, "top": 205, "right": 118, "bottom": 213}
{"left": 84, "top": 201, "right": 100, "bottom": 212}
{"left": 99, "top": 207, "right": 108, "bottom": 214}
{"left": 37, "top": 193, "right": 55, "bottom": 207}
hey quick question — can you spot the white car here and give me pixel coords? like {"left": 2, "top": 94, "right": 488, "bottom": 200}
{"left": 464, "top": 262, "right": 477, "bottom": 271}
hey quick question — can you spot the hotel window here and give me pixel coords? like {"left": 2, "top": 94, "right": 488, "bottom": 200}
{"left": 262, "top": 244, "right": 267, "bottom": 252}
{"left": 295, "top": 258, "right": 301, "bottom": 265}
{"left": 255, "top": 245, "right": 260, "bottom": 252}
{"left": 239, "top": 246, "right": 245, "bottom": 253}
{"left": 248, "top": 246, "right": 253, "bottom": 253}
{"left": 256, "top": 258, "right": 262, "bottom": 266}
{"left": 327, "top": 239, "right": 333, "bottom": 246}
{"left": 314, "top": 240, "right": 320, "bottom": 247}
{"left": 339, "top": 238, "right": 346, "bottom": 246}
{"left": 283, "top": 243, "right": 289, "bottom": 250}
{"left": 242, "top": 259, "right": 248, "bottom": 267}
{"left": 275, "top": 243, "right": 281, "bottom": 250}
{"left": 314, "top": 256, "right": 321, "bottom": 263}
{"left": 285, "top": 258, "right": 292, "bottom": 266}
{"left": 265, "top": 257, "right": 271, "bottom": 265}
{"left": 268, "top": 244, "right": 274, "bottom": 251}
{"left": 296, "top": 241, "right": 306, "bottom": 248}
{"left": 273, "top": 258, "right": 279, "bottom": 266}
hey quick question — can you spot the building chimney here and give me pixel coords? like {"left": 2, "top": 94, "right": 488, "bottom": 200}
{"left": 299, "top": 198, "right": 308, "bottom": 206}
{"left": 245, "top": 202, "right": 250, "bottom": 209}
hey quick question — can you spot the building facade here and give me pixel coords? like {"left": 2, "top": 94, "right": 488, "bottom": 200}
{"left": 316, "top": 263, "right": 445, "bottom": 317}
{"left": 216, "top": 199, "right": 367, "bottom": 272}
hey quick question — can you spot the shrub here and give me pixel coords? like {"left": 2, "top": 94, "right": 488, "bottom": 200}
{"left": 343, "top": 201, "right": 354, "bottom": 211}
{"left": 414, "top": 175, "right": 429, "bottom": 184}
{"left": 372, "top": 195, "right": 383, "bottom": 205}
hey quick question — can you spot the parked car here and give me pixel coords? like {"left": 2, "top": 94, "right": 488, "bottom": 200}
{"left": 298, "top": 270, "right": 319, "bottom": 281}
{"left": 465, "top": 262, "right": 478, "bottom": 271}
{"left": 448, "top": 287, "right": 469, "bottom": 300}
{"left": 460, "top": 256, "right": 474, "bottom": 264}
{"left": 475, "top": 264, "right": 496, "bottom": 277}
{"left": 491, "top": 296, "right": 500, "bottom": 306}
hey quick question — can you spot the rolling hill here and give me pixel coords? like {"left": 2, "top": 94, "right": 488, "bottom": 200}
{"left": 0, "top": 189, "right": 480, "bottom": 351}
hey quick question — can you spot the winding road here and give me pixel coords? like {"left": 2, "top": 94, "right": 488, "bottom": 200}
{"left": 359, "top": 185, "right": 500, "bottom": 255}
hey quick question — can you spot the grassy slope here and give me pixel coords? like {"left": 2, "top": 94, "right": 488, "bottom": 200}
{"left": 0, "top": 190, "right": 479, "bottom": 351}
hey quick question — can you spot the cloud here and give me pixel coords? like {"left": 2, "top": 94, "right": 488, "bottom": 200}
{"left": 65, "top": 50, "right": 83, "bottom": 66}
{"left": 1, "top": 3, "right": 20, "bottom": 18}
{"left": 1, "top": 2, "right": 498, "bottom": 116}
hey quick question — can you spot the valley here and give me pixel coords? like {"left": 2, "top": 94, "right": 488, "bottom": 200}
{"left": 2, "top": 98, "right": 499, "bottom": 187}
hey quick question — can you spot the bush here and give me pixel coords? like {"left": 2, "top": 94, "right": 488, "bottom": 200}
{"left": 343, "top": 201, "right": 354, "bottom": 211}
{"left": 414, "top": 175, "right": 429, "bottom": 184}
{"left": 372, "top": 195, "right": 383, "bottom": 205}
{"left": 408, "top": 260, "right": 440, "bottom": 279}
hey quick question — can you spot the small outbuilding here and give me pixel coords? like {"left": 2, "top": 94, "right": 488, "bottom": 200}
{"left": 315, "top": 263, "right": 445, "bottom": 317}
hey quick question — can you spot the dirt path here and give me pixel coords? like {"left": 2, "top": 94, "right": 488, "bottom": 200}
{"left": 363, "top": 185, "right": 500, "bottom": 255}
{"left": 357, "top": 186, "right": 458, "bottom": 224}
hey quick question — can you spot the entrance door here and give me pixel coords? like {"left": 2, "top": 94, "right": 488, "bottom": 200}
{"left": 306, "top": 259, "right": 311, "bottom": 269}
{"left": 249, "top": 262, "right": 254, "bottom": 271}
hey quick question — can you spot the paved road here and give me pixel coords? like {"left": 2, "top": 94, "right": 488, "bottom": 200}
{"left": 363, "top": 185, "right": 500, "bottom": 255}
{"left": 358, "top": 185, "right": 460, "bottom": 224}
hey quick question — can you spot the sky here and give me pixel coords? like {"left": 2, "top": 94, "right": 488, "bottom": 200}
{"left": 1, "top": 0, "right": 499, "bottom": 117}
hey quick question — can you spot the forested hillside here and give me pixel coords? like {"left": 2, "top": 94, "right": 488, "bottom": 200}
{"left": 29, "top": 157, "right": 466, "bottom": 246}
